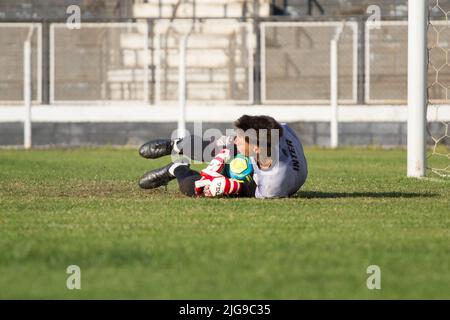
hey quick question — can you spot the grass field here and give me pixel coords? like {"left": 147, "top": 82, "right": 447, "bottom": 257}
{"left": 0, "top": 147, "right": 449, "bottom": 299}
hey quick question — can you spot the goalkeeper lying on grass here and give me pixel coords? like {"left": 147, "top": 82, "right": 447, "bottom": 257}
{"left": 138, "top": 115, "right": 308, "bottom": 199}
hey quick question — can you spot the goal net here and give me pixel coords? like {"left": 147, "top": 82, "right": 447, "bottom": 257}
{"left": 428, "top": 0, "right": 450, "bottom": 178}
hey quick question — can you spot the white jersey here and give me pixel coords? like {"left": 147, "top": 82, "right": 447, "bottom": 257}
{"left": 250, "top": 124, "right": 307, "bottom": 199}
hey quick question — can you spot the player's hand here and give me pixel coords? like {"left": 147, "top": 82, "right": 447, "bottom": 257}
{"left": 198, "top": 149, "right": 241, "bottom": 197}
{"left": 202, "top": 174, "right": 242, "bottom": 197}
{"left": 203, "top": 184, "right": 213, "bottom": 197}
{"left": 194, "top": 177, "right": 210, "bottom": 196}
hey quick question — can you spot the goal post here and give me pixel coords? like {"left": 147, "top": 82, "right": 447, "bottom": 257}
{"left": 407, "top": 0, "right": 428, "bottom": 177}
{"left": 177, "top": 23, "right": 194, "bottom": 139}
{"left": 178, "top": 32, "right": 188, "bottom": 139}
{"left": 330, "top": 22, "right": 345, "bottom": 149}
{"left": 24, "top": 26, "right": 34, "bottom": 150}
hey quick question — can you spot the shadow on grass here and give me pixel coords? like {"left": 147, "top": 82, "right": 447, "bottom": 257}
{"left": 294, "top": 191, "right": 437, "bottom": 199}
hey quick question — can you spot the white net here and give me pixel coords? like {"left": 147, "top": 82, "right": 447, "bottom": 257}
{"left": 428, "top": 0, "right": 450, "bottom": 178}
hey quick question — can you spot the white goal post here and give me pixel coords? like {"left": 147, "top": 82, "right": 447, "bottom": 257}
{"left": 330, "top": 22, "right": 345, "bottom": 149}
{"left": 407, "top": 0, "right": 428, "bottom": 177}
{"left": 24, "top": 27, "right": 33, "bottom": 149}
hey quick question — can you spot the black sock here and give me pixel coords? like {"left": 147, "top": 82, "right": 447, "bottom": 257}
{"left": 173, "top": 166, "right": 202, "bottom": 197}
{"left": 173, "top": 165, "right": 200, "bottom": 183}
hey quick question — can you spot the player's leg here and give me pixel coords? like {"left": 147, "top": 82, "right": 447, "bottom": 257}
{"left": 139, "top": 159, "right": 256, "bottom": 198}
{"left": 138, "top": 160, "right": 200, "bottom": 197}
{"left": 172, "top": 165, "right": 202, "bottom": 197}
{"left": 138, "top": 162, "right": 177, "bottom": 189}
{"left": 139, "top": 135, "right": 235, "bottom": 162}
{"left": 139, "top": 135, "right": 207, "bottom": 162}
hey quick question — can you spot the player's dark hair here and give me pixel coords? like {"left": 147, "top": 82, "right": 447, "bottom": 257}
{"left": 234, "top": 115, "right": 283, "bottom": 155}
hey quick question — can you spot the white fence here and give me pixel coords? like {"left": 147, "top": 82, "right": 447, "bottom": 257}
{"left": 261, "top": 21, "right": 358, "bottom": 104}
{"left": 1, "top": 20, "right": 450, "bottom": 106}
{"left": 0, "top": 23, "right": 42, "bottom": 105}
{"left": 50, "top": 22, "right": 149, "bottom": 104}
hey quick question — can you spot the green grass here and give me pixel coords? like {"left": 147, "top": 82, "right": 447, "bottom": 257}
{"left": 0, "top": 147, "right": 449, "bottom": 299}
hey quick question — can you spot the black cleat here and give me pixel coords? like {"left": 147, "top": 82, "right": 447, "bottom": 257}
{"left": 139, "top": 163, "right": 175, "bottom": 189}
{"left": 139, "top": 138, "right": 181, "bottom": 159}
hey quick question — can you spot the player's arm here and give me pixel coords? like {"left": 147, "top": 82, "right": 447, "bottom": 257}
{"left": 194, "top": 149, "right": 244, "bottom": 197}
{"left": 202, "top": 173, "right": 243, "bottom": 197}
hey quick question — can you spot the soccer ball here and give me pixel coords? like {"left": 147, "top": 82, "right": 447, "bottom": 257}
{"left": 225, "top": 154, "right": 253, "bottom": 182}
